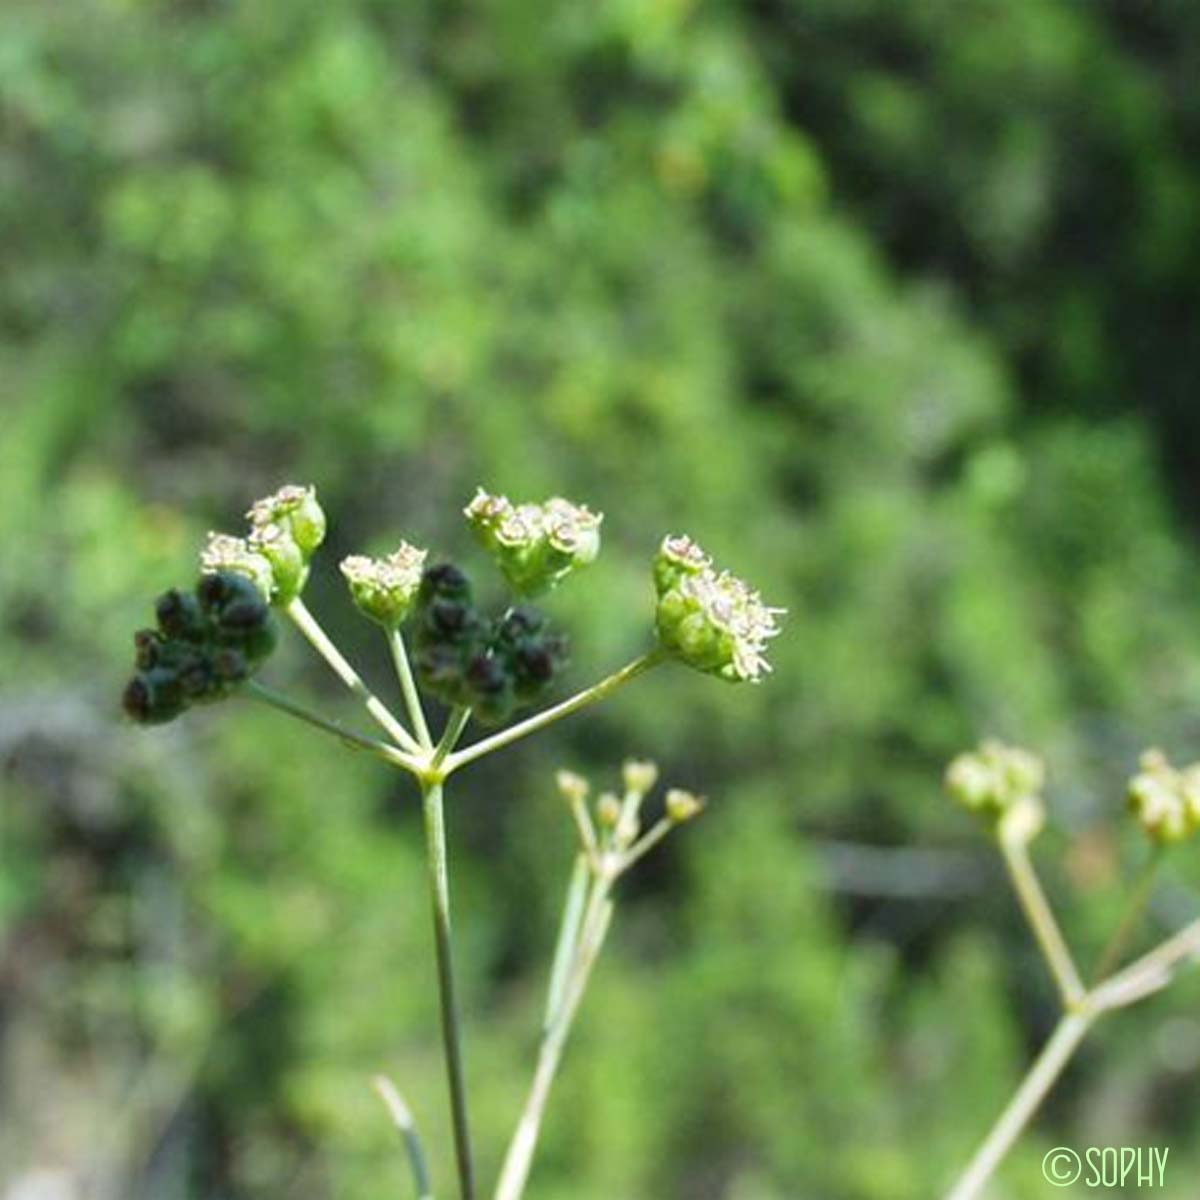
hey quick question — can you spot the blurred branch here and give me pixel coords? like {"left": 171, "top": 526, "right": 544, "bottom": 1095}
{"left": 372, "top": 1075, "right": 434, "bottom": 1200}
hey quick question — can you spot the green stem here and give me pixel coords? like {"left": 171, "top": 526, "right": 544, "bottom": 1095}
{"left": 432, "top": 707, "right": 472, "bottom": 772}
{"left": 421, "top": 780, "right": 475, "bottom": 1200}
{"left": 372, "top": 1075, "right": 434, "bottom": 1200}
{"left": 445, "top": 651, "right": 665, "bottom": 775}
{"left": 944, "top": 1012, "right": 1092, "bottom": 1200}
{"left": 494, "top": 876, "right": 615, "bottom": 1200}
{"left": 619, "top": 817, "right": 674, "bottom": 872}
{"left": 390, "top": 627, "right": 433, "bottom": 749}
{"left": 285, "top": 598, "right": 423, "bottom": 756}
{"left": 1092, "top": 913, "right": 1200, "bottom": 1012}
{"left": 543, "top": 854, "right": 589, "bottom": 1034}
{"left": 244, "top": 681, "right": 417, "bottom": 772}
{"left": 998, "top": 834, "right": 1085, "bottom": 1008}
{"left": 1092, "top": 849, "right": 1163, "bottom": 984}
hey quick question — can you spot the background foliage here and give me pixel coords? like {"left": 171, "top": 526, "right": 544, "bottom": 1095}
{"left": 4, "top": 1, "right": 1200, "bottom": 1196}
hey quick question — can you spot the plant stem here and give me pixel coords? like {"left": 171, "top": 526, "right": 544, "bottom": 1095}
{"left": 945, "top": 1012, "right": 1092, "bottom": 1200}
{"left": 494, "top": 876, "right": 615, "bottom": 1200}
{"left": 372, "top": 1075, "right": 434, "bottom": 1200}
{"left": 1092, "top": 849, "right": 1163, "bottom": 984}
{"left": 244, "top": 681, "right": 417, "bottom": 771}
{"left": 620, "top": 817, "right": 674, "bottom": 872}
{"left": 1092, "top": 914, "right": 1200, "bottom": 1012}
{"left": 421, "top": 779, "right": 475, "bottom": 1200}
{"left": 998, "top": 834, "right": 1085, "bottom": 1008}
{"left": 445, "top": 651, "right": 665, "bottom": 774}
{"left": 285, "top": 598, "right": 423, "bottom": 756}
{"left": 390, "top": 627, "right": 433, "bottom": 749}
{"left": 432, "top": 706, "right": 472, "bottom": 772}
{"left": 543, "top": 854, "right": 589, "bottom": 1034}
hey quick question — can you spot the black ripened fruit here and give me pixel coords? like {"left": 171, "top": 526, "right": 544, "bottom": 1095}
{"left": 155, "top": 589, "right": 206, "bottom": 642}
{"left": 407, "top": 561, "right": 569, "bottom": 725}
{"left": 122, "top": 667, "right": 185, "bottom": 725}
{"left": 122, "top": 571, "right": 279, "bottom": 725}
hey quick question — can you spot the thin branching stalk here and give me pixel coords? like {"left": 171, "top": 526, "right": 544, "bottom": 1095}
{"left": 421, "top": 779, "right": 476, "bottom": 1200}
{"left": 543, "top": 855, "right": 590, "bottom": 1034}
{"left": 1092, "top": 848, "right": 1163, "bottom": 983}
{"left": 372, "top": 1075, "right": 434, "bottom": 1200}
{"left": 432, "top": 707, "right": 471, "bottom": 772}
{"left": 390, "top": 627, "right": 433, "bottom": 749}
{"left": 244, "top": 681, "right": 417, "bottom": 771}
{"left": 997, "top": 833, "right": 1085, "bottom": 1007}
{"left": 945, "top": 1012, "right": 1092, "bottom": 1200}
{"left": 286, "top": 597, "right": 423, "bottom": 755}
{"left": 1092, "top": 914, "right": 1200, "bottom": 1012}
{"left": 446, "top": 651, "right": 665, "bottom": 774}
{"left": 494, "top": 875, "right": 615, "bottom": 1200}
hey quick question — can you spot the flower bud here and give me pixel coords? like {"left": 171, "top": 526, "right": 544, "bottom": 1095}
{"left": 595, "top": 792, "right": 621, "bottom": 830}
{"left": 653, "top": 537, "right": 783, "bottom": 683}
{"left": 340, "top": 543, "right": 427, "bottom": 627}
{"left": 1127, "top": 749, "right": 1200, "bottom": 845}
{"left": 998, "top": 794, "right": 1045, "bottom": 846}
{"left": 665, "top": 788, "right": 704, "bottom": 824}
{"left": 200, "top": 533, "right": 274, "bottom": 599}
{"left": 464, "top": 488, "right": 602, "bottom": 596}
{"left": 556, "top": 770, "right": 590, "bottom": 805}
{"left": 247, "top": 484, "right": 326, "bottom": 557}
{"left": 945, "top": 740, "right": 1045, "bottom": 819}
{"left": 622, "top": 760, "right": 659, "bottom": 797}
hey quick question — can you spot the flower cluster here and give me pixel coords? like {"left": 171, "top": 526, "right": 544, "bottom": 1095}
{"left": 945, "top": 739, "right": 1045, "bottom": 821}
{"left": 411, "top": 563, "right": 569, "bottom": 725}
{"left": 122, "top": 572, "right": 278, "bottom": 725}
{"left": 1127, "top": 749, "right": 1200, "bottom": 845}
{"left": 465, "top": 489, "right": 602, "bottom": 596}
{"left": 341, "top": 542, "right": 427, "bottom": 627}
{"left": 201, "top": 484, "right": 326, "bottom": 605}
{"left": 652, "top": 535, "right": 783, "bottom": 683}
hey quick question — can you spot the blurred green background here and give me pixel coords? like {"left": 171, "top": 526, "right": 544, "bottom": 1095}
{"left": 5, "top": 0, "right": 1200, "bottom": 1196}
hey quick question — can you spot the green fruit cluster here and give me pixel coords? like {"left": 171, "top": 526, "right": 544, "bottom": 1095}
{"left": 122, "top": 572, "right": 278, "bottom": 725}
{"left": 411, "top": 563, "right": 568, "bottom": 725}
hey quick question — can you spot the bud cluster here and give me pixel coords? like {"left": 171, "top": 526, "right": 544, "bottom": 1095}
{"left": 652, "top": 535, "right": 783, "bottom": 683}
{"left": 122, "top": 572, "right": 278, "bottom": 725}
{"left": 556, "top": 758, "right": 704, "bottom": 864}
{"left": 945, "top": 739, "right": 1046, "bottom": 821}
{"left": 410, "top": 563, "right": 569, "bottom": 725}
{"left": 464, "top": 489, "right": 602, "bottom": 596}
{"left": 1127, "top": 749, "right": 1200, "bottom": 845}
{"left": 201, "top": 484, "right": 326, "bottom": 605}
